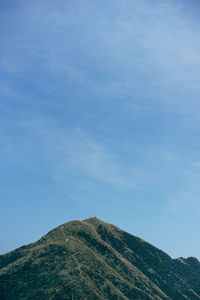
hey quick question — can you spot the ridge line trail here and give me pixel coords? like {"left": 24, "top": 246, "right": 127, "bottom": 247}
{"left": 60, "top": 226, "right": 83, "bottom": 280}
{"left": 72, "top": 252, "right": 83, "bottom": 279}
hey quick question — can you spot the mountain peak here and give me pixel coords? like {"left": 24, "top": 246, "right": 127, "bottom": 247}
{"left": 83, "top": 216, "right": 106, "bottom": 227}
{"left": 83, "top": 216, "right": 100, "bottom": 223}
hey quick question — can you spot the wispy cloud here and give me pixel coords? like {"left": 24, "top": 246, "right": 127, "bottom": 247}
{"left": 0, "top": 0, "right": 199, "bottom": 140}
{"left": 0, "top": 112, "right": 182, "bottom": 192}
{"left": 1, "top": 112, "right": 189, "bottom": 192}
{"left": 1, "top": 0, "right": 200, "bottom": 94}
{"left": 18, "top": 120, "right": 140, "bottom": 188}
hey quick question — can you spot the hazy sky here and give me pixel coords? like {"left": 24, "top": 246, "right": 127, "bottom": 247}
{"left": 1, "top": 0, "right": 200, "bottom": 259}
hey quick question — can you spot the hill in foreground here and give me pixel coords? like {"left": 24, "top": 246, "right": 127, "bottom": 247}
{"left": 0, "top": 217, "right": 200, "bottom": 299}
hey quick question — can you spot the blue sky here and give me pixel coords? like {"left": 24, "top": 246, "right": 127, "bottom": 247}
{"left": 1, "top": 0, "right": 200, "bottom": 259}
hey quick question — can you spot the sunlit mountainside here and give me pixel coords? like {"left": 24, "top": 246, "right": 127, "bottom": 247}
{"left": 1, "top": 217, "right": 200, "bottom": 299}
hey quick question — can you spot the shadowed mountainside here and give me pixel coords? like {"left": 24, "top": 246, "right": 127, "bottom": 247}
{"left": 0, "top": 217, "right": 200, "bottom": 299}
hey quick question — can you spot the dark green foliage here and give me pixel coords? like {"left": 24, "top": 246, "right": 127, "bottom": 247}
{"left": 0, "top": 217, "right": 200, "bottom": 299}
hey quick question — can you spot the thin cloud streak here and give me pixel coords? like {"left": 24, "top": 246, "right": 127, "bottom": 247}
{"left": 1, "top": 115, "right": 195, "bottom": 195}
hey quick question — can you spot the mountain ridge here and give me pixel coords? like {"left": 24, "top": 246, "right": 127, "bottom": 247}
{"left": 0, "top": 217, "right": 200, "bottom": 299}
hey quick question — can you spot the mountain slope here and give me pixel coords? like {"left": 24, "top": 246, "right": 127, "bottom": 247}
{"left": 0, "top": 217, "right": 200, "bottom": 299}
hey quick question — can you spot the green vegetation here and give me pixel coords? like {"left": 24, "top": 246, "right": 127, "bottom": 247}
{"left": 0, "top": 217, "right": 200, "bottom": 299}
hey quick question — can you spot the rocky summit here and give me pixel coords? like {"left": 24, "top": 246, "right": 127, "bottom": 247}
{"left": 0, "top": 217, "right": 200, "bottom": 299}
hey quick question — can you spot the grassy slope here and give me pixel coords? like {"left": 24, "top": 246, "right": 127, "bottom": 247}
{"left": 0, "top": 217, "right": 200, "bottom": 300}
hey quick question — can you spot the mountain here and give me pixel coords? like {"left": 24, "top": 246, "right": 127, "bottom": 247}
{"left": 0, "top": 217, "right": 200, "bottom": 299}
